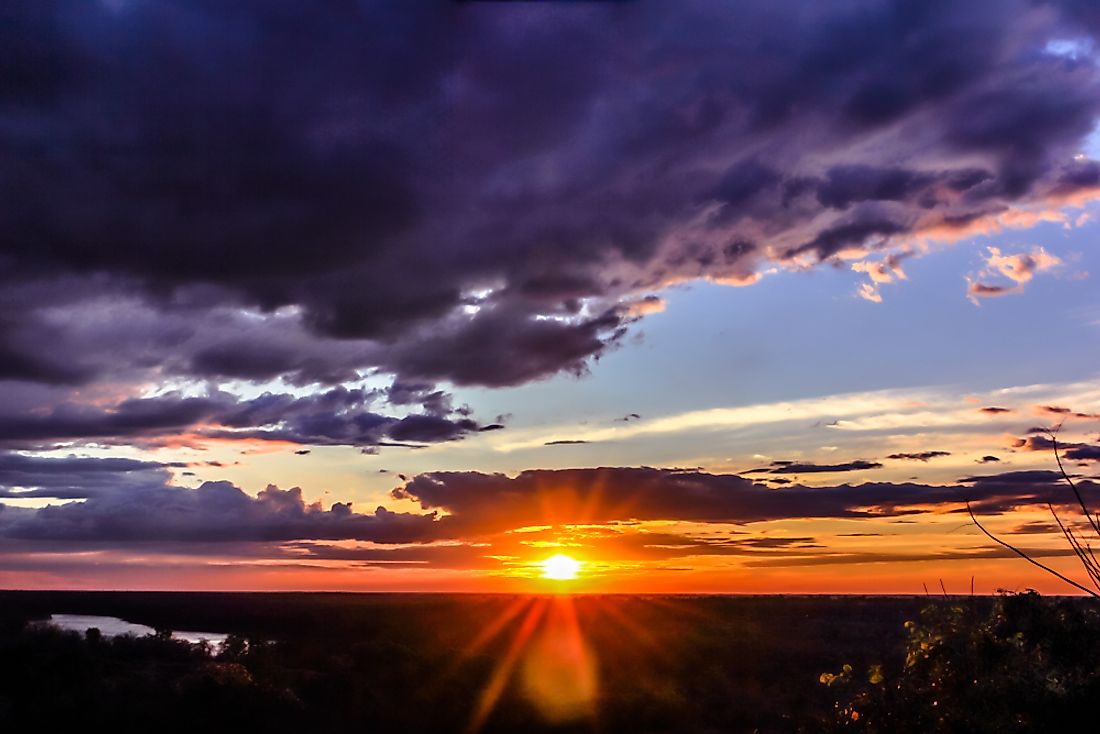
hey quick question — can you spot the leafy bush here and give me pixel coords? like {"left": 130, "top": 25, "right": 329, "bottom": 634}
{"left": 821, "top": 591, "right": 1100, "bottom": 732}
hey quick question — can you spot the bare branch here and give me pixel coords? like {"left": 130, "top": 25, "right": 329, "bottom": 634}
{"left": 1050, "top": 432, "right": 1100, "bottom": 538}
{"left": 966, "top": 502, "right": 1099, "bottom": 598}
{"left": 1049, "top": 504, "right": 1100, "bottom": 591}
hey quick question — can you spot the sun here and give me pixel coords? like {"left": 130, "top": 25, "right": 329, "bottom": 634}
{"left": 541, "top": 554, "right": 582, "bottom": 581}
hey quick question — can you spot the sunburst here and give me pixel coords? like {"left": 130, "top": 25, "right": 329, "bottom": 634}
{"left": 541, "top": 554, "right": 582, "bottom": 580}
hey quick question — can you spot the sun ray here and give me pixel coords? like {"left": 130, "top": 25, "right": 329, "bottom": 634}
{"left": 466, "top": 597, "right": 549, "bottom": 733}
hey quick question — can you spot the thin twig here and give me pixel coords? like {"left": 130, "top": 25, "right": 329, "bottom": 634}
{"left": 1048, "top": 503, "right": 1100, "bottom": 590}
{"left": 1051, "top": 433, "right": 1100, "bottom": 538}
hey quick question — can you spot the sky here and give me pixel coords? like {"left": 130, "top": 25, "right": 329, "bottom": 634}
{"left": 2, "top": 0, "right": 1100, "bottom": 593}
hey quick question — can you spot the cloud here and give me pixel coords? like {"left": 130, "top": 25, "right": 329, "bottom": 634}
{"left": 953, "top": 469, "right": 1092, "bottom": 513}
{"left": 496, "top": 377, "right": 1100, "bottom": 451}
{"left": 852, "top": 251, "right": 910, "bottom": 302}
{"left": 0, "top": 452, "right": 172, "bottom": 499}
{"left": 389, "top": 466, "right": 1085, "bottom": 536}
{"left": 886, "top": 451, "right": 952, "bottom": 461}
{"left": 1011, "top": 520, "right": 1060, "bottom": 534}
{"left": 1066, "top": 445, "right": 1100, "bottom": 461}
{"left": 1012, "top": 434, "right": 1059, "bottom": 451}
{"left": 0, "top": 478, "right": 438, "bottom": 544}
{"left": 966, "top": 281, "right": 1022, "bottom": 301}
{"left": 1012, "top": 433, "right": 1100, "bottom": 461}
{"left": 742, "top": 546, "right": 1080, "bottom": 568}
{"left": 2, "top": 461, "right": 1094, "bottom": 575}
{"left": 983, "top": 246, "right": 1063, "bottom": 284}
{"left": 746, "top": 459, "right": 884, "bottom": 474}
{"left": 0, "top": 0, "right": 1098, "bottom": 416}
{"left": 0, "top": 387, "right": 489, "bottom": 450}
{"left": 966, "top": 245, "right": 1063, "bottom": 303}
{"left": 1038, "top": 404, "right": 1099, "bottom": 418}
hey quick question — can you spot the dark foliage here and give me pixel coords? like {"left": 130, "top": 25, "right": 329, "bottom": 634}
{"left": 821, "top": 591, "right": 1100, "bottom": 732}
{"left": 0, "top": 592, "right": 930, "bottom": 733}
{"left": 1, "top": 592, "right": 1095, "bottom": 733}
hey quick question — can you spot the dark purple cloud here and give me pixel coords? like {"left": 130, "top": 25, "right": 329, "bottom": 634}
{"left": 1067, "top": 445, "right": 1100, "bottom": 461}
{"left": 1, "top": 462, "right": 1094, "bottom": 569}
{"left": 0, "top": 478, "right": 437, "bottom": 544}
{"left": 0, "top": 452, "right": 171, "bottom": 499}
{"left": 0, "top": 0, "right": 1097, "bottom": 478}
{"left": 0, "top": 387, "right": 489, "bottom": 450}
{"left": 391, "top": 466, "right": 1091, "bottom": 535}
{"left": 1012, "top": 434, "right": 1100, "bottom": 462}
{"left": 887, "top": 451, "right": 952, "bottom": 461}
{"left": 746, "top": 460, "right": 883, "bottom": 474}
{"left": 0, "top": 0, "right": 1097, "bottom": 417}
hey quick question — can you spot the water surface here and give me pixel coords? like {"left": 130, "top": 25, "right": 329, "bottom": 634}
{"left": 44, "top": 614, "right": 227, "bottom": 647}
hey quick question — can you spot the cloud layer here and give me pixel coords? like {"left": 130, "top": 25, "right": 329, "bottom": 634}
{"left": 2, "top": 2, "right": 1100, "bottom": 590}
{"left": 2, "top": 457, "right": 1093, "bottom": 554}
{"left": 1, "top": 1, "right": 1100, "bottom": 454}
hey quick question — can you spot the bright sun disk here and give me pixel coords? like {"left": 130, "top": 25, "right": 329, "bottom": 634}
{"left": 541, "top": 554, "right": 582, "bottom": 580}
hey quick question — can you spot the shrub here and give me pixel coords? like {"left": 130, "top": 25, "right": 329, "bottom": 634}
{"left": 821, "top": 591, "right": 1100, "bottom": 732}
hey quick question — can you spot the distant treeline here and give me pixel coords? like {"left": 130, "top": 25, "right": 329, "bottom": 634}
{"left": 0, "top": 592, "right": 1094, "bottom": 733}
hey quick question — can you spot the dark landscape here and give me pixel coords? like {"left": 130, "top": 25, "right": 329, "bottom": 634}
{"left": 2, "top": 591, "right": 1097, "bottom": 733}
